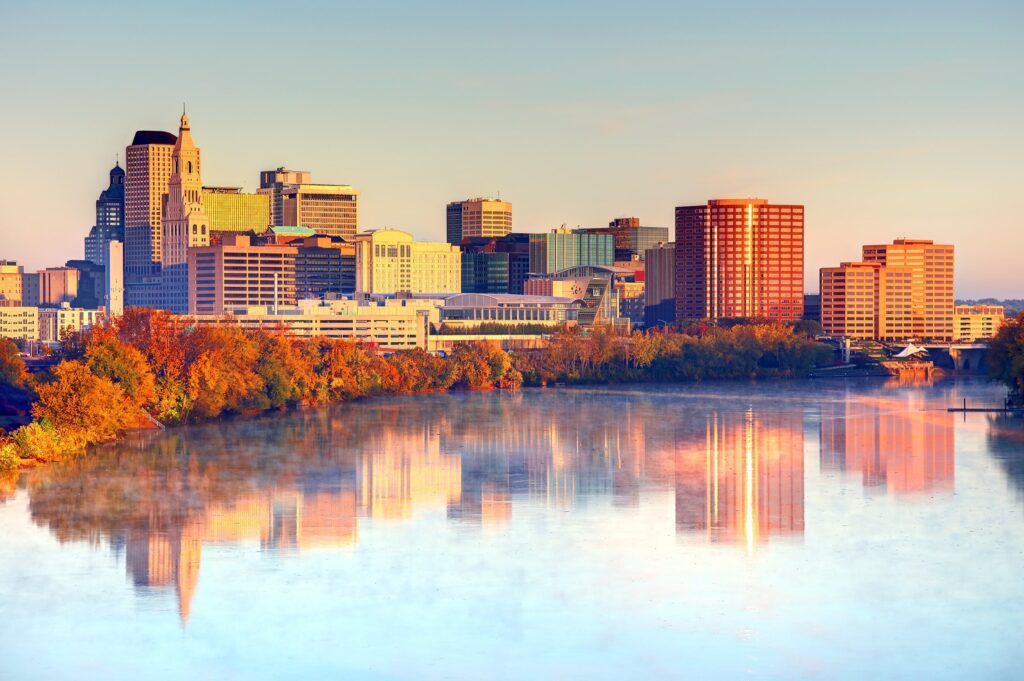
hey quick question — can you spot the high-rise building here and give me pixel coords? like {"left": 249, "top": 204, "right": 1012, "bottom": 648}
{"left": 188, "top": 234, "right": 297, "bottom": 315}
{"left": 354, "top": 229, "right": 461, "bottom": 294}
{"left": 528, "top": 228, "right": 614, "bottom": 275}
{"left": 446, "top": 198, "right": 512, "bottom": 244}
{"left": 259, "top": 168, "right": 312, "bottom": 225}
{"left": 21, "top": 272, "right": 39, "bottom": 307}
{"left": 819, "top": 239, "right": 954, "bottom": 342}
{"left": 0, "top": 261, "right": 23, "bottom": 307}
{"left": 582, "top": 218, "right": 670, "bottom": 261}
{"left": 124, "top": 130, "right": 176, "bottom": 277}
{"left": 862, "top": 239, "right": 954, "bottom": 342}
{"left": 675, "top": 199, "right": 804, "bottom": 322}
{"left": 104, "top": 240, "right": 124, "bottom": 316}
{"left": 202, "top": 187, "right": 271, "bottom": 235}
{"left": 643, "top": 242, "right": 675, "bottom": 328}
{"left": 162, "top": 113, "right": 210, "bottom": 314}
{"left": 259, "top": 169, "right": 358, "bottom": 238}
{"left": 294, "top": 236, "right": 357, "bottom": 299}
{"left": 65, "top": 260, "right": 105, "bottom": 309}
{"left": 84, "top": 162, "right": 125, "bottom": 266}
{"left": 460, "top": 234, "right": 531, "bottom": 294}
{"left": 280, "top": 184, "right": 359, "bottom": 239}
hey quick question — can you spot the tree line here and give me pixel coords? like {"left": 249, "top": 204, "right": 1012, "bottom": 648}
{"left": 1, "top": 309, "right": 835, "bottom": 471}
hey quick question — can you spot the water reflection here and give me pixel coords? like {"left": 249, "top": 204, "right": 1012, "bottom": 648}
{"left": 674, "top": 409, "right": 805, "bottom": 549}
{"left": 986, "top": 415, "right": 1024, "bottom": 500}
{"left": 820, "top": 393, "right": 955, "bottom": 494}
{"left": 13, "top": 384, "right": 993, "bottom": 625}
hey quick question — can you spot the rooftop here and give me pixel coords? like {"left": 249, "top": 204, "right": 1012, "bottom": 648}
{"left": 130, "top": 130, "right": 177, "bottom": 146}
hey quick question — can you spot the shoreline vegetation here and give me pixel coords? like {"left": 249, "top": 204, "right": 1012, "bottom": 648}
{"left": 2, "top": 307, "right": 1017, "bottom": 473}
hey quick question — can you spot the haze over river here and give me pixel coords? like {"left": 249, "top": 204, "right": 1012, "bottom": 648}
{"left": 2, "top": 380, "right": 1023, "bottom": 680}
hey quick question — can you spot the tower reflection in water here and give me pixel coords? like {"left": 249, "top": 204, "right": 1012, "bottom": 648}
{"left": 674, "top": 409, "right": 805, "bottom": 550}
{"left": 27, "top": 389, "right": 963, "bottom": 624}
{"left": 819, "top": 393, "right": 954, "bottom": 494}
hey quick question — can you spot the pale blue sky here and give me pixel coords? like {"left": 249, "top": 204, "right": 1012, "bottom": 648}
{"left": 0, "top": 0, "right": 1021, "bottom": 296}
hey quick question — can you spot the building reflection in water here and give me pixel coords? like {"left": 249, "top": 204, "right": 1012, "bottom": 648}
{"left": 820, "top": 394, "right": 954, "bottom": 494}
{"left": 29, "top": 394, "right": 813, "bottom": 622}
{"left": 674, "top": 409, "right": 805, "bottom": 550}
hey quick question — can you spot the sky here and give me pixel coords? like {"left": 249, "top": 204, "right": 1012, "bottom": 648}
{"left": 0, "top": 0, "right": 1021, "bottom": 297}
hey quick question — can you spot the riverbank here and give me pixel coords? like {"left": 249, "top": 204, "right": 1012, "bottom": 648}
{"left": 1, "top": 310, "right": 837, "bottom": 472}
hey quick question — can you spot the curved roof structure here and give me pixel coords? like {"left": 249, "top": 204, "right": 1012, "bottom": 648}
{"left": 131, "top": 130, "right": 177, "bottom": 146}
{"left": 443, "top": 293, "right": 580, "bottom": 307}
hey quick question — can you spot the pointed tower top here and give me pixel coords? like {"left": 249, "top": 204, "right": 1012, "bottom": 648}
{"left": 180, "top": 111, "right": 190, "bottom": 131}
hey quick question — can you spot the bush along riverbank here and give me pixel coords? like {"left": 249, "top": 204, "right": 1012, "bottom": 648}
{"left": 0, "top": 309, "right": 833, "bottom": 472}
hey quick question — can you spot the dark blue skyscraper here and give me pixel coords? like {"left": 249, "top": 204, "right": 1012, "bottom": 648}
{"left": 84, "top": 162, "right": 125, "bottom": 266}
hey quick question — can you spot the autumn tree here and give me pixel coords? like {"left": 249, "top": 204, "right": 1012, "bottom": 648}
{"left": 989, "top": 312, "right": 1024, "bottom": 405}
{"left": 0, "top": 338, "right": 27, "bottom": 388}
{"left": 33, "top": 361, "right": 134, "bottom": 442}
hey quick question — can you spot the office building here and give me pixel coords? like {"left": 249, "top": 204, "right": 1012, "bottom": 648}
{"left": 104, "top": 240, "right": 124, "bottom": 316}
{"left": 460, "top": 234, "right": 531, "bottom": 294}
{"left": 188, "top": 234, "right": 296, "bottom": 315}
{"left": 954, "top": 304, "right": 1005, "bottom": 342}
{"left": 21, "top": 272, "right": 39, "bottom": 307}
{"left": 446, "top": 198, "right": 512, "bottom": 244}
{"left": 162, "top": 112, "right": 210, "bottom": 314}
{"left": 84, "top": 162, "right": 125, "bottom": 267}
{"left": 354, "top": 229, "right": 461, "bottom": 294}
{"left": 819, "top": 239, "right": 954, "bottom": 342}
{"left": 862, "top": 239, "right": 954, "bottom": 342}
{"left": 38, "top": 306, "right": 103, "bottom": 343}
{"left": 528, "top": 228, "right": 614, "bottom": 275}
{"left": 0, "top": 307, "right": 38, "bottom": 342}
{"left": 294, "top": 236, "right": 357, "bottom": 298}
{"left": 258, "top": 168, "right": 312, "bottom": 225}
{"left": 0, "top": 261, "right": 23, "bottom": 307}
{"left": 582, "top": 218, "right": 670, "bottom": 261}
{"left": 189, "top": 297, "right": 437, "bottom": 351}
{"left": 203, "top": 187, "right": 271, "bottom": 234}
{"left": 525, "top": 265, "right": 630, "bottom": 329}
{"left": 803, "top": 294, "right": 821, "bottom": 323}
{"left": 675, "top": 198, "right": 804, "bottom": 322}
{"left": 124, "top": 130, "right": 176, "bottom": 276}
{"left": 643, "top": 242, "right": 675, "bottom": 328}
{"left": 65, "top": 260, "right": 105, "bottom": 309}
{"left": 37, "top": 267, "right": 80, "bottom": 307}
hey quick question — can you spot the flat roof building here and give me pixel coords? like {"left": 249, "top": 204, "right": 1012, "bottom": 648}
{"left": 447, "top": 198, "right": 512, "bottom": 245}
{"left": 954, "top": 304, "right": 1005, "bottom": 343}
{"left": 528, "top": 228, "right": 614, "bottom": 275}
{"left": 125, "top": 130, "right": 176, "bottom": 277}
{"left": 354, "top": 229, "right": 461, "bottom": 295}
{"left": 203, "top": 187, "right": 272, "bottom": 235}
{"left": 188, "top": 234, "right": 297, "bottom": 315}
{"left": 0, "top": 307, "right": 38, "bottom": 342}
{"left": 0, "top": 261, "right": 23, "bottom": 307}
{"left": 675, "top": 199, "right": 804, "bottom": 323}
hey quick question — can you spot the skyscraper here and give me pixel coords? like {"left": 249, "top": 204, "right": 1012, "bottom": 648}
{"left": 259, "top": 168, "right": 358, "bottom": 238}
{"left": 643, "top": 242, "right": 676, "bottom": 328}
{"left": 124, "top": 130, "right": 176, "bottom": 277}
{"left": 202, "top": 187, "right": 271, "bottom": 234}
{"left": 819, "top": 239, "right": 954, "bottom": 342}
{"left": 528, "top": 228, "right": 613, "bottom": 274}
{"left": 581, "top": 217, "right": 670, "bottom": 261}
{"left": 259, "top": 168, "right": 312, "bottom": 224}
{"left": 162, "top": 112, "right": 210, "bottom": 314}
{"left": 446, "top": 198, "right": 512, "bottom": 244}
{"left": 862, "top": 239, "right": 954, "bottom": 342}
{"left": 84, "top": 162, "right": 125, "bottom": 266}
{"left": 675, "top": 199, "right": 804, "bottom": 322}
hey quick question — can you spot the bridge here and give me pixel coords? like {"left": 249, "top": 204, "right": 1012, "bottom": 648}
{"left": 922, "top": 344, "right": 989, "bottom": 373}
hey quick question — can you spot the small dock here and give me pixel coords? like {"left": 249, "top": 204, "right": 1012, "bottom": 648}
{"left": 947, "top": 399, "right": 1023, "bottom": 414}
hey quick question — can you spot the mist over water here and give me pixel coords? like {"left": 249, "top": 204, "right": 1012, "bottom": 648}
{"left": 1, "top": 379, "right": 1022, "bottom": 680}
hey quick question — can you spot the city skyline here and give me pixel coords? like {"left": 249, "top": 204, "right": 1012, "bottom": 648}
{"left": 1, "top": 2, "right": 1021, "bottom": 298}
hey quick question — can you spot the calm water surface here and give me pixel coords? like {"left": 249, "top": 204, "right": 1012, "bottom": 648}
{"left": 2, "top": 379, "right": 1023, "bottom": 680}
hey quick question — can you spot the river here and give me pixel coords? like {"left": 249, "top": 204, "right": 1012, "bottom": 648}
{"left": 1, "top": 379, "right": 1023, "bottom": 680}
